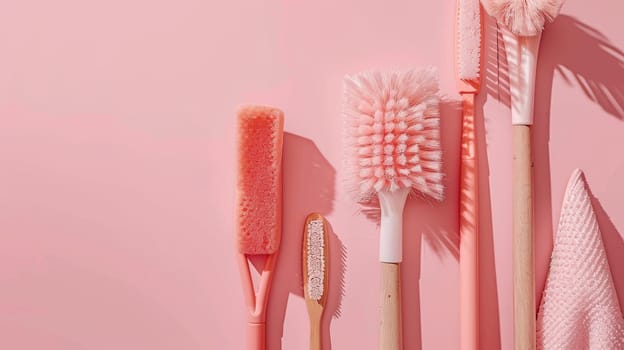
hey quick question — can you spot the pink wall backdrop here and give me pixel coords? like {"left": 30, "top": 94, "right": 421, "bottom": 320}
{"left": 1, "top": 0, "right": 623, "bottom": 349}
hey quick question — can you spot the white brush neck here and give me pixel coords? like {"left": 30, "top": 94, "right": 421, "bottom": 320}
{"left": 502, "top": 32, "right": 542, "bottom": 126}
{"left": 378, "top": 188, "right": 410, "bottom": 263}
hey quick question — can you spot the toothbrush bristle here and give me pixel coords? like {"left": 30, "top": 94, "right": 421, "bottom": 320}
{"left": 306, "top": 219, "right": 326, "bottom": 301}
{"left": 236, "top": 105, "right": 284, "bottom": 255}
{"left": 457, "top": 0, "right": 482, "bottom": 81}
{"left": 343, "top": 68, "right": 444, "bottom": 201}
{"left": 481, "top": 0, "right": 566, "bottom": 36}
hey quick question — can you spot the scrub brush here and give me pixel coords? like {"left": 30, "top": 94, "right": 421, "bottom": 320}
{"left": 343, "top": 68, "right": 443, "bottom": 350}
{"left": 235, "top": 105, "right": 284, "bottom": 350}
{"left": 455, "top": 0, "right": 484, "bottom": 349}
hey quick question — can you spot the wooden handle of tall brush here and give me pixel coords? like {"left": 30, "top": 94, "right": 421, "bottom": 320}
{"left": 513, "top": 125, "right": 535, "bottom": 350}
{"left": 380, "top": 262, "right": 402, "bottom": 350}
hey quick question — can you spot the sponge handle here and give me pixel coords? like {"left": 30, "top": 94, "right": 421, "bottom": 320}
{"left": 246, "top": 322, "right": 266, "bottom": 350}
{"left": 380, "top": 262, "right": 402, "bottom": 350}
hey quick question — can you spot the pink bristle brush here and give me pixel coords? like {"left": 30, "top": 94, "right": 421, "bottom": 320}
{"left": 343, "top": 68, "right": 443, "bottom": 350}
{"left": 455, "top": 0, "right": 484, "bottom": 349}
{"left": 236, "top": 105, "right": 284, "bottom": 350}
{"left": 480, "top": 0, "right": 566, "bottom": 348}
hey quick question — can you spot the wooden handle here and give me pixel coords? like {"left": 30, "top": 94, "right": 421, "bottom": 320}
{"left": 513, "top": 125, "right": 535, "bottom": 350}
{"left": 380, "top": 262, "right": 402, "bottom": 350}
{"left": 309, "top": 316, "right": 321, "bottom": 350}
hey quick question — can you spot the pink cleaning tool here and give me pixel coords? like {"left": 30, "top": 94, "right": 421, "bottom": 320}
{"left": 343, "top": 68, "right": 443, "bottom": 350}
{"left": 236, "top": 105, "right": 284, "bottom": 350}
{"left": 454, "top": 0, "right": 484, "bottom": 348}
{"left": 537, "top": 169, "right": 624, "bottom": 349}
{"left": 480, "top": 0, "right": 566, "bottom": 347}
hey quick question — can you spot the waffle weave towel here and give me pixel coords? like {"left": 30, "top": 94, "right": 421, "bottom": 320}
{"left": 537, "top": 169, "right": 624, "bottom": 349}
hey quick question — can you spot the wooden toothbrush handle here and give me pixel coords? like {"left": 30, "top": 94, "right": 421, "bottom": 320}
{"left": 380, "top": 262, "right": 402, "bottom": 350}
{"left": 309, "top": 315, "right": 321, "bottom": 350}
{"left": 512, "top": 125, "right": 535, "bottom": 350}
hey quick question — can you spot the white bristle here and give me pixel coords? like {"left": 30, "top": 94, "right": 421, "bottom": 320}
{"left": 306, "top": 219, "right": 325, "bottom": 301}
{"left": 457, "top": 0, "right": 482, "bottom": 80}
{"left": 481, "top": 0, "right": 566, "bottom": 36}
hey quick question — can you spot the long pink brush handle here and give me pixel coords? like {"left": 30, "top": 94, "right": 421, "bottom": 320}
{"left": 246, "top": 323, "right": 266, "bottom": 350}
{"left": 459, "top": 92, "right": 479, "bottom": 350}
{"left": 238, "top": 253, "right": 278, "bottom": 350}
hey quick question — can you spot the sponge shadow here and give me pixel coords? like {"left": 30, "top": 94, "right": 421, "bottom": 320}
{"left": 265, "top": 132, "right": 343, "bottom": 350}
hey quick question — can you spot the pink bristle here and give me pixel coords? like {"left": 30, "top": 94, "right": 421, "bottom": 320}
{"left": 481, "top": 0, "right": 565, "bottom": 36}
{"left": 457, "top": 0, "right": 482, "bottom": 80}
{"left": 236, "top": 105, "right": 284, "bottom": 255}
{"left": 343, "top": 68, "right": 443, "bottom": 201}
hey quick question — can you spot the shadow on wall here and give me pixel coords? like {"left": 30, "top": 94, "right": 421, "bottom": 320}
{"left": 484, "top": 14, "right": 624, "bottom": 119}
{"left": 264, "top": 132, "right": 345, "bottom": 350}
{"left": 589, "top": 194, "right": 624, "bottom": 311}
{"left": 482, "top": 14, "right": 624, "bottom": 313}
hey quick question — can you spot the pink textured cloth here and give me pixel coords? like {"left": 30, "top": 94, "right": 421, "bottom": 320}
{"left": 537, "top": 169, "right": 624, "bottom": 349}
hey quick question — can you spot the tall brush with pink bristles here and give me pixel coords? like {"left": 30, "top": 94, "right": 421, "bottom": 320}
{"left": 455, "top": 0, "right": 484, "bottom": 349}
{"left": 343, "top": 68, "right": 443, "bottom": 350}
{"left": 480, "top": 0, "right": 566, "bottom": 348}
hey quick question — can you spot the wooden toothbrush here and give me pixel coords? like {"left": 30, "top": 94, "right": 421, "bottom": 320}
{"left": 303, "top": 213, "right": 329, "bottom": 350}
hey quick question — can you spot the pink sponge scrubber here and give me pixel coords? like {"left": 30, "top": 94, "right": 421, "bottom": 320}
{"left": 236, "top": 105, "right": 284, "bottom": 255}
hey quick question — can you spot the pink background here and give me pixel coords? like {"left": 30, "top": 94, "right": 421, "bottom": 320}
{"left": 1, "top": 0, "right": 623, "bottom": 349}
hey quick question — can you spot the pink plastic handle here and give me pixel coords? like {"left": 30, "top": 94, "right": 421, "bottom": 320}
{"left": 246, "top": 322, "right": 266, "bottom": 350}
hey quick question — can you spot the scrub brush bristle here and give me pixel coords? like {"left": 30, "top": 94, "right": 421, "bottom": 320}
{"left": 343, "top": 68, "right": 444, "bottom": 202}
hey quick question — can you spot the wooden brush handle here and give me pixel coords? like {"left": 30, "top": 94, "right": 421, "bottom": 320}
{"left": 309, "top": 316, "right": 321, "bottom": 350}
{"left": 513, "top": 125, "right": 535, "bottom": 350}
{"left": 380, "top": 262, "right": 402, "bottom": 350}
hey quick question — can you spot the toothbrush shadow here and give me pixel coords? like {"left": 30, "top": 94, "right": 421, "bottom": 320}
{"left": 265, "top": 132, "right": 342, "bottom": 350}
{"left": 359, "top": 101, "right": 461, "bottom": 350}
{"left": 322, "top": 221, "right": 347, "bottom": 350}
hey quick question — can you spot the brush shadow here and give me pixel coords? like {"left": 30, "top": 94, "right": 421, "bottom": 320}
{"left": 473, "top": 18, "right": 504, "bottom": 347}
{"left": 547, "top": 15, "right": 624, "bottom": 119}
{"left": 321, "top": 221, "right": 347, "bottom": 350}
{"left": 483, "top": 14, "right": 624, "bottom": 310}
{"left": 358, "top": 101, "right": 461, "bottom": 350}
{"left": 266, "top": 132, "right": 338, "bottom": 350}
{"left": 588, "top": 192, "right": 624, "bottom": 310}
